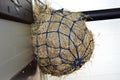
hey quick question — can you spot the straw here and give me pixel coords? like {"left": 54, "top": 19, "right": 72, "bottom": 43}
{"left": 31, "top": 0, "right": 94, "bottom": 77}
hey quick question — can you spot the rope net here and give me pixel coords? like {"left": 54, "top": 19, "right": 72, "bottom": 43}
{"left": 32, "top": 0, "right": 94, "bottom": 76}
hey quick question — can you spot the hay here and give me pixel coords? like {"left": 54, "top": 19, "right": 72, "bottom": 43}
{"left": 32, "top": 0, "right": 94, "bottom": 76}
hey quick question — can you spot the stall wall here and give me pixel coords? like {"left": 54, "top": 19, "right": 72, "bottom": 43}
{"left": 0, "top": 19, "right": 33, "bottom": 80}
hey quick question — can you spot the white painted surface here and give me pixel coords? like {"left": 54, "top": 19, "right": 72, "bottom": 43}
{"left": 42, "top": 0, "right": 120, "bottom": 11}
{"left": 38, "top": 0, "right": 120, "bottom": 80}
{"left": 0, "top": 19, "right": 33, "bottom": 80}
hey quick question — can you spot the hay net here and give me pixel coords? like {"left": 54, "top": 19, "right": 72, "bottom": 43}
{"left": 32, "top": 0, "right": 94, "bottom": 76}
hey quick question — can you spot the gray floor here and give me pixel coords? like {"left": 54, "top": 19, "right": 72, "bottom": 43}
{"left": 10, "top": 59, "right": 37, "bottom": 80}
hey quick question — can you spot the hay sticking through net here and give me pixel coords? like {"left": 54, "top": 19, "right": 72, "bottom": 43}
{"left": 32, "top": 0, "right": 94, "bottom": 77}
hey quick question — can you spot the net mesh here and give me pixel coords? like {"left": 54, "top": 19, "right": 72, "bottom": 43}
{"left": 32, "top": 0, "right": 94, "bottom": 76}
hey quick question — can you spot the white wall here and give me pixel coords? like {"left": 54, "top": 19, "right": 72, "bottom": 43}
{"left": 42, "top": 0, "right": 120, "bottom": 11}
{"left": 0, "top": 19, "right": 33, "bottom": 80}
{"left": 40, "top": 0, "right": 120, "bottom": 80}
